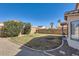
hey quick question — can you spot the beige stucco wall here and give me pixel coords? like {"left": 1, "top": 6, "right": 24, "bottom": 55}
{"left": 30, "top": 27, "right": 37, "bottom": 34}
{"left": 66, "top": 14, "right": 79, "bottom": 50}
{"left": 0, "top": 23, "right": 4, "bottom": 29}
{"left": 67, "top": 15, "right": 79, "bottom": 22}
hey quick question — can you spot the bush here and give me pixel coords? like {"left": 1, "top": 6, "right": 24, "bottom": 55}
{"left": 0, "top": 28, "right": 7, "bottom": 37}
{"left": 1, "top": 21, "right": 24, "bottom": 37}
{"left": 0, "top": 20, "right": 31, "bottom": 37}
{"left": 22, "top": 23, "right": 31, "bottom": 34}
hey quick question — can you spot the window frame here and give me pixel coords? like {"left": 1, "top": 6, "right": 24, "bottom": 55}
{"left": 70, "top": 20, "right": 79, "bottom": 41}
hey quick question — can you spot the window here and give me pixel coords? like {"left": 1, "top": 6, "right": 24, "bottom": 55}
{"left": 70, "top": 20, "right": 79, "bottom": 41}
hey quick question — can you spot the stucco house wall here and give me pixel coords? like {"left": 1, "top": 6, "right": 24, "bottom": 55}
{"left": 64, "top": 3, "right": 79, "bottom": 50}
{"left": 67, "top": 17, "right": 79, "bottom": 50}
{"left": 0, "top": 23, "right": 4, "bottom": 29}
{"left": 67, "top": 15, "right": 79, "bottom": 21}
{"left": 30, "top": 27, "right": 37, "bottom": 34}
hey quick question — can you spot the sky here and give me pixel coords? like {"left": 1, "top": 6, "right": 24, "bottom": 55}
{"left": 0, "top": 3, "right": 75, "bottom": 27}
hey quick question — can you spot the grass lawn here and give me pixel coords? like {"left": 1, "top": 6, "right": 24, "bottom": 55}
{"left": 9, "top": 33, "right": 53, "bottom": 45}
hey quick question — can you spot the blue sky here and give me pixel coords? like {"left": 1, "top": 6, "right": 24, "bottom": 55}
{"left": 0, "top": 3, "right": 75, "bottom": 27}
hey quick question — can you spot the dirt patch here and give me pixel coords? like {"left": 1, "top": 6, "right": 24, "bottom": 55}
{"left": 25, "top": 36, "right": 62, "bottom": 50}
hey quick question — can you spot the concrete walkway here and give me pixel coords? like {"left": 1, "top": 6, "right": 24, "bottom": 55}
{"left": 0, "top": 38, "right": 21, "bottom": 56}
{"left": 45, "top": 40, "right": 79, "bottom": 56}
{"left": 15, "top": 45, "right": 48, "bottom": 56}
{"left": 0, "top": 38, "right": 48, "bottom": 56}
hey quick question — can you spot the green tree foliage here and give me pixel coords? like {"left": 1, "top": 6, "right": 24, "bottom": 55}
{"left": 3, "top": 20, "right": 23, "bottom": 37}
{"left": 22, "top": 23, "right": 31, "bottom": 34}
{"left": 50, "top": 22, "right": 53, "bottom": 29}
{"left": 58, "top": 19, "right": 61, "bottom": 23}
{"left": 0, "top": 20, "right": 31, "bottom": 37}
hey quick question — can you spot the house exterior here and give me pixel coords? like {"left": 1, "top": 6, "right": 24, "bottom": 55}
{"left": 37, "top": 26, "right": 48, "bottom": 29}
{"left": 30, "top": 27, "right": 37, "bottom": 34}
{"left": 57, "top": 21, "right": 68, "bottom": 35}
{"left": 57, "top": 21, "right": 67, "bottom": 29}
{"left": 0, "top": 23, "right": 4, "bottom": 29}
{"left": 64, "top": 3, "right": 79, "bottom": 50}
{"left": 30, "top": 26, "right": 49, "bottom": 34}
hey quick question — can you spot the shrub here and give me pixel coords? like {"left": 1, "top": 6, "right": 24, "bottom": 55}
{"left": 22, "top": 23, "right": 31, "bottom": 34}
{"left": 0, "top": 27, "right": 7, "bottom": 37}
{"left": 1, "top": 20, "right": 24, "bottom": 37}
{"left": 0, "top": 20, "right": 31, "bottom": 37}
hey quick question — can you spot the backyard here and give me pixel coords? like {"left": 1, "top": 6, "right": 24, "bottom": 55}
{"left": 9, "top": 34, "right": 62, "bottom": 50}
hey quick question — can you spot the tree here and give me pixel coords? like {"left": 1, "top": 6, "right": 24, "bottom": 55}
{"left": 50, "top": 22, "right": 53, "bottom": 29}
{"left": 1, "top": 20, "right": 31, "bottom": 37}
{"left": 2, "top": 20, "right": 24, "bottom": 37}
{"left": 58, "top": 19, "right": 61, "bottom": 23}
{"left": 22, "top": 23, "right": 31, "bottom": 34}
